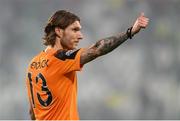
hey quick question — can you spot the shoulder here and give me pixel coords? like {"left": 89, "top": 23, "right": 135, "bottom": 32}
{"left": 54, "top": 49, "right": 81, "bottom": 61}
{"left": 30, "top": 51, "right": 44, "bottom": 62}
{"left": 28, "top": 51, "right": 48, "bottom": 70}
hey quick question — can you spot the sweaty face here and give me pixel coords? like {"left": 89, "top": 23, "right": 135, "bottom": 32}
{"left": 61, "top": 21, "right": 83, "bottom": 50}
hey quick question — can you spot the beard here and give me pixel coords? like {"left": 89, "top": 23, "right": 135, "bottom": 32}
{"left": 60, "top": 38, "right": 78, "bottom": 50}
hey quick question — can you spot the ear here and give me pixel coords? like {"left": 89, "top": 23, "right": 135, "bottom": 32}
{"left": 55, "top": 27, "right": 63, "bottom": 38}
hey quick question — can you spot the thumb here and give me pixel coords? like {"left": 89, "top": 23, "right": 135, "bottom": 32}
{"left": 140, "top": 12, "right": 145, "bottom": 17}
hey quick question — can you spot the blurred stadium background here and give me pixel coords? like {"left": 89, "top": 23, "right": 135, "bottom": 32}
{"left": 0, "top": 0, "right": 180, "bottom": 119}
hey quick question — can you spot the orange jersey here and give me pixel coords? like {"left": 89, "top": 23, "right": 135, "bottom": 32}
{"left": 26, "top": 48, "right": 83, "bottom": 120}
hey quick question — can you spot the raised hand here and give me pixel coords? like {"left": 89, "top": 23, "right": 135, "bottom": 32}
{"left": 131, "top": 12, "right": 149, "bottom": 35}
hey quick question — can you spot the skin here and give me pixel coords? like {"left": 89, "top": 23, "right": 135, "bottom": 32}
{"left": 80, "top": 12, "right": 149, "bottom": 64}
{"left": 46, "top": 12, "right": 149, "bottom": 65}
{"left": 45, "top": 21, "right": 83, "bottom": 51}
{"left": 30, "top": 12, "right": 149, "bottom": 120}
{"left": 29, "top": 104, "right": 35, "bottom": 120}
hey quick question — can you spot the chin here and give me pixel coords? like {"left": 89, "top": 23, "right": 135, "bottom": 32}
{"left": 72, "top": 45, "right": 78, "bottom": 49}
{"left": 73, "top": 46, "right": 77, "bottom": 50}
{"left": 67, "top": 43, "right": 78, "bottom": 50}
{"left": 68, "top": 46, "right": 77, "bottom": 50}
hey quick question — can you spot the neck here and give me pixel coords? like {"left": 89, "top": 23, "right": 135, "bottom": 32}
{"left": 45, "top": 37, "right": 65, "bottom": 52}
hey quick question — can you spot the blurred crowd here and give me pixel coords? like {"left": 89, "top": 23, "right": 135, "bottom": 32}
{"left": 0, "top": 0, "right": 180, "bottom": 119}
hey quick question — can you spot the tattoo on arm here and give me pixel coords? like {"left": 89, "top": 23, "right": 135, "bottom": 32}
{"left": 80, "top": 32, "right": 129, "bottom": 65}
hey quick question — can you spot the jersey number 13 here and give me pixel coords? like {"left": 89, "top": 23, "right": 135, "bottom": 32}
{"left": 27, "top": 72, "right": 52, "bottom": 108}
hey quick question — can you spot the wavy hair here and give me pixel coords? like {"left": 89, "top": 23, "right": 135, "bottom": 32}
{"left": 43, "top": 10, "right": 80, "bottom": 47}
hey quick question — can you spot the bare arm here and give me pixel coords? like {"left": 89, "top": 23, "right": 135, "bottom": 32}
{"left": 80, "top": 12, "right": 149, "bottom": 65}
{"left": 29, "top": 104, "right": 36, "bottom": 120}
{"left": 80, "top": 32, "right": 129, "bottom": 65}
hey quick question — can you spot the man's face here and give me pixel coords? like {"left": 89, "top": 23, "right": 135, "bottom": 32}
{"left": 61, "top": 21, "right": 83, "bottom": 50}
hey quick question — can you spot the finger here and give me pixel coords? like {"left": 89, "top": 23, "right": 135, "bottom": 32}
{"left": 138, "top": 21, "right": 149, "bottom": 26}
{"left": 138, "top": 18, "right": 149, "bottom": 23}
{"left": 139, "top": 20, "right": 149, "bottom": 25}
{"left": 139, "top": 16, "right": 149, "bottom": 21}
{"left": 138, "top": 21, "right": 149, "bottom": 25}
{"left": 139, "top": 24, "right": 146, "bottom": 29}
{"left": 139, "top": 23, "right": 148, "bottom": 28}
{"left": 141, "top": 17, "right": 149, "bottom": 21}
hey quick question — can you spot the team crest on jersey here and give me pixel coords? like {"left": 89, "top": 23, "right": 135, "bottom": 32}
{"left": 65, "top": 49, "right": 78, "bottom": 56}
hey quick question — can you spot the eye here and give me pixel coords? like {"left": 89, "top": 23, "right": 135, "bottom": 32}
{"left": 73, "top": 27, "right": 80, "bottom": 32}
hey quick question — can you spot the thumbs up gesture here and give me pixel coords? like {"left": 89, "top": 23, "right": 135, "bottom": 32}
{"left": 131, "top": 12, "right": 149, "bottom": 35}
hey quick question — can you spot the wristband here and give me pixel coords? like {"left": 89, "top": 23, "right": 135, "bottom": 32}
{"left": 126, "top": 27, "right": 133, "bottom": 39}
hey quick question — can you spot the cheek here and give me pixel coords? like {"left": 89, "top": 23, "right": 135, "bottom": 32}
{"left": 64, "top": 35, "right": 74, "bottom": 44}
{"left": 64, "top": 32, "right": 76, "bottom": 43}
{"left": 62, "top": 33, "right": 76, "bottom": 49}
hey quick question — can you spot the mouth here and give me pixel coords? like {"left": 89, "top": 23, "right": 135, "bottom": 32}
{"left": 74, "top": 41, "right": 79, "bottom": 45}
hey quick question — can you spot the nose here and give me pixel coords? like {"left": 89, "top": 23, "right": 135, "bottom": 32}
{"left": 78, "top": 31, "right": 83, "bottom": 40}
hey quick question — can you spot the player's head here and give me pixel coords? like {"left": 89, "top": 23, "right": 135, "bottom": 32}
{"left": 43, "top": 10, "right": 83, "bottom": 50}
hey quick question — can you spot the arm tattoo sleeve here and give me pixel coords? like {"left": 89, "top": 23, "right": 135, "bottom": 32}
{"left": 80, "top": 32, "right": 129, "bottom": 65}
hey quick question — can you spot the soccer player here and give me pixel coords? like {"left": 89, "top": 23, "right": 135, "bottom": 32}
{"left": 26, "top": 10, "right": 149, "bottom": 120}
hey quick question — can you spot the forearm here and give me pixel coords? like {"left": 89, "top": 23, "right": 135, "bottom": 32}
{"left": 95, "top": 32, "right": 129, "bottom": 56}
{"left": 80, "top": 13, "right": 149, "bottom": 65}
{"left": 80, "top": 30, "right": 131, "bottom": 65}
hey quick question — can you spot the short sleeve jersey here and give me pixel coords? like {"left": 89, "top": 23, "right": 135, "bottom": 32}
{"left": 26, "top": 48, "right": 83, "bottom": 120}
